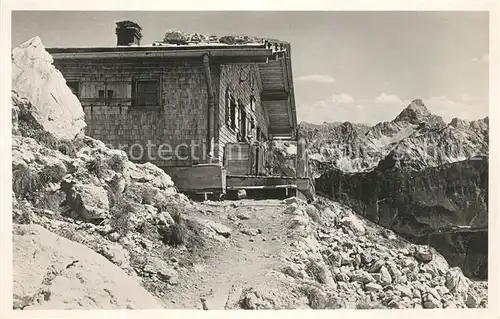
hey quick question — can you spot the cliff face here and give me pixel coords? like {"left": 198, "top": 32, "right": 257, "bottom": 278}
{"left": 316, "top": 156, "right": 488, "bottom": 279}
{"left": 311, "top": 99, "right": 489, "bottom": 279}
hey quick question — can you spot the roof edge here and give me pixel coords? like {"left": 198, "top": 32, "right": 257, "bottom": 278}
{"left": 47, "top": 47, "right": 274, "bottom": 61}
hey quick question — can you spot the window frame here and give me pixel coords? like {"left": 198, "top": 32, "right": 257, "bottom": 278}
{"left": 250, "top": 95, "right": 256, "bottom": 112}
{"left": 249, "top": 118, "right": 255, "bottom": 138}
{"left": 131, "top": 79, "right": 160, "bottom": 108}
{"left": 225, "top": 89, "right": 232, "bottom": 127}
{"left": 239, "top": 102, "right": 247, "bottom": 142}
{"left": 234, "top": 100, "right": 240, "bottom": 131}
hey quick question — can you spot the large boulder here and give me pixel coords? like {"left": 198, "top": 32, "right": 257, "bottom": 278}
{"left": 124, "top": 162, "right": 175, "bottom": 190}
{"left": 339, "top": 213, "right": 365, "bottom": 235}
{"left": 445, "top": 267, "right": 470, "bottom": 297}
{"left": 12, "top": 36, "right": 86, "bottom": 140}
{"left": 13, "top": 224, "right": 162, "bottom": 309}
{"left": 67, "top": 183, "right": 110, "bottom": 221}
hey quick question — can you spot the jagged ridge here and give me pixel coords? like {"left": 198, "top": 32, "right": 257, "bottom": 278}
{"left": 300, "top": 99, "right": 488, "bottom": 177}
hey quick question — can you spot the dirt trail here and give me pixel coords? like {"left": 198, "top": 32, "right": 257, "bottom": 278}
{"left": 162, "top": 199, "right": 290, "bottom": 309}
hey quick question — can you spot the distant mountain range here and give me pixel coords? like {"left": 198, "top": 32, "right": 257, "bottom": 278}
{"left": 299, "top": 99, "right": 488, "bottom": 177}
{"left": 305, "top": 99, "right": 489, "bottom": 279}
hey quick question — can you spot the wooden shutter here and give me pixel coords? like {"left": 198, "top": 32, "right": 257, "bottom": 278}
{"left": 235, "top": 101, "right": 240, "bottom": 131}
{"left": 131, "top": 78, "right": 137, "bottom": 106}
{"left": 225, "top": 90, "right": 231, "bottom": 125}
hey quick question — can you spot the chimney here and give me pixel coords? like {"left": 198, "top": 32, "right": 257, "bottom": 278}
{"left": 115, "top": 20, "right": 143, "bottom": 46}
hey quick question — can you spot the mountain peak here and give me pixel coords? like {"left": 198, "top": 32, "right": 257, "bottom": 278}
{"left": 449, "top": 117, "right": 471, "bottom": 129}
{"left": 393, "top": 99, "right": 432, "bottom": 124}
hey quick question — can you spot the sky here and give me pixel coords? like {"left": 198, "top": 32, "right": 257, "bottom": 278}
{"left": 11, "top": 11, "right": 490, "bottom": 125}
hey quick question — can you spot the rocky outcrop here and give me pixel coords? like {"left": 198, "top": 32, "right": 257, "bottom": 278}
{"left": 234, "top": 198, "right": 487, "bottom": 309}
{"left": 12, "top": 37, "right": 86, "bottom": 140}
{"left": 160, "top": 30, "right": 282, "bottom": 46}
{"left": 11, "top": 37, "right": 228, "bottom": 309}
{"left": 306, "top": 100, "right": 489, "bottom": 279}
{"left": 316, "top": 158, "right": 488, "bottom": 278}
{"left": 300, "top": 121, "right": 377, "bottom": 176}
{"left": 13, "top": 224, "right": 162, "bottom": 309}
{"left": 300, "top": 100, "right": 488, "bottom": 177}
{"left": 377, "top": 118, "right": 488, "bottom": 171}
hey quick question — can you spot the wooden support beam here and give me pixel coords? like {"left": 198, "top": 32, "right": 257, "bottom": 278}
{"left": 227, "top": 175, "right": 306, "bottom": 187}
{"left": 227, "top": 184, "right": 297, "bottom": 190}
{"left": 268, "top": 127, "right": 294, "bottom": 136}
{"left": 202, "top": 53, "right": 215, "bottom": 163}
{"left": 261, "top": 90, "right": 289, "bottom": 101}
{"left": 49, "top": 48, "right": 273, "bottom": 62}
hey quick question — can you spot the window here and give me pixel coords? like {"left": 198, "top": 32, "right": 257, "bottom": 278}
{"left": 67, "top": 81, "right": 80, "bottom": 97}
{"left": 256, "top": 127, "right": 261, "bottom": 141}
{"left": 250, "top": 95, "right": 256, "bottom": 112}
{"left": 98, "top": 90, "right": 105, "bottom": 99}
{"left": 106, "top": 90, "right": 114, "bottom": 105}
{"left": 249, "top": 118, "right": 255, "bottom": 138}
{"left": 225, "top": 90, "right": 231, "bottom": 125}
{"left": 132, "top": 80, "right": 159, "bottom": 107}
{"left": 228, "top": 97, "right": 235, "bottom": 129}
{"left": 239, "top": 105, "right": 247, "bottom": 141}
{"left": 234, "top": 101, "right": 240, "bottom": 131}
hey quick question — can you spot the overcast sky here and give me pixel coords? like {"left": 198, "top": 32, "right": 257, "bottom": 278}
{"left": 12, "top": 11, "right": 490, "bottom": 125}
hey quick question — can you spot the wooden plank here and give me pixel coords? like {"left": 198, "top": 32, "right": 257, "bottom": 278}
{"left": 224, "top": 142, "right": 253, "bottom": 175}
{"left": 227, "top": 175, "right": 301, "bottom": 187}
{"left": 51, "top": 48, "right": 272, "bottom": 61}
{"left": 280, "top": 58, "right": 290, "bottom": 95}
{"left": 296, "top": 139, "right": 306, "bottom": 178}
{"left": 261, "top": 90, "right": 289, "bottom": 101}
{"left": 226, "top": 161, "right": 249, "bottom": 175}
{"left": 257, "top": 145, "right": 266, "bottom": 174}
{"left": 162, "top": 165, "right": 226, "bottom": 192}
{"left": 227, "top": 184, "right": 297, "bottom": 190}
{"left": 268, "top": 127, "right": 293, "bottom": 134}
{"left": 47, "top": 44, "right": 267, "bottom": 53}
{"left": 226, "top": 175, "right": 313, "bottom": 199}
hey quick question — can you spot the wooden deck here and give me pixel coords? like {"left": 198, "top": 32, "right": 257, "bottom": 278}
{"left": 226, "top": 175, "right": 315, "bottom": 201}
{"left": 162, "top": 164, "right": 226, "bottom": 193}
{"left": 161, "top": 165, "right": 315, "bottom": 202}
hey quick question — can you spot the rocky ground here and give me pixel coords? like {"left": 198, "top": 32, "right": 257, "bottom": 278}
{"left": 163, "top": 197, "right": 488, "bottom": 309}
{"left": 304, "top": 99, "right": 489, "bottom": 280}
{"left": 13, "top": 223, "right": 163, "bottom": 310}
{"left": 14, "top": 192, "right": 489, "bottom": 310}
{"left": 316, "top": 157, "right": 488, "bottom": 279}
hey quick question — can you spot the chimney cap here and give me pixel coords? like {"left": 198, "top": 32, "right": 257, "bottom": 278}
{"left": 115, "top": 20, "right": 142, "bottom": 30}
